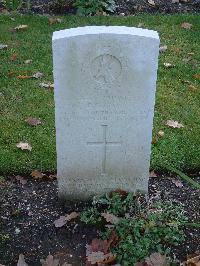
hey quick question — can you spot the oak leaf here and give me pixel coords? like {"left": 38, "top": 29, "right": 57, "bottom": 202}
{"left": 16, "top": 142, "right": 32, "bottom": 151}
{"left": 166, "top": 120, "right": 184, "bottom": 128}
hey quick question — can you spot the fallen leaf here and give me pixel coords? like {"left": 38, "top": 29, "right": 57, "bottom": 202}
{"left": 193, "top": 74, "right": 200, "bottom": 80}
{"left": 24, "top": 59, "right": 32, "bottom": 64}
{"left": 150, "top": 171, "right": 157, "bottom": 178}
{"left": 39, "top": 82, "right": 54, "bottom": 89}
{"left": 40, "top": 254, "right": 59, "bottom": 266}
{"left": 15, "top": 175, "right": 27, "bottom": 185}
{"left": 159, "top": 45, "right": 167, "bottom": 53}
{"left": 48, "top": 174, "right": 57, "bottom": 180}
{"left": 151, "top": 137, "right": 158, "bottom": 145}
{"left": 17, "top": 75, "right": 32, "bottom": 79}
{"left": 14, "top": 25, "right": 28, "bottom": 31}
{"left": 145, "top": 252, "right": 170, "bottom": 266}
{"left": 101, "top": 212, "right": 120, "bottom": 224}
{"left": 48, "top": 18, "right": 62, "bottom": 25}
{"left": 163, "top": 62, "right": 175, "bottom": 68}
{"left": 10, "top": 53, "right": 17, "bottom": 61}
{"left": 54, "top": 212, "right": 79, "bottom": 228}
{"left": 148, "top": 0, "right": 156, "bottom": 6}
{"left": 181, "top": 22, "right": 193, "bottom": 29}
{"left": 25, "top": 117, "right": 42, "bottom": 126}
{"left": 31, "top": 170, "right": 46, "bottom": 179}
{"left": 172, "top": 0, "right": 179, "bottom": 3}
{"left": 158, "top": 130, "right": 164, "bottom": 137}
{"left": 166, "top": 120, "right": 184, "bottom": 128}
{"left": 87, "top": 251, "right": 116, "bottom": 265}
{"left": 32, "top": 72, "right": 44, "bottom": 79}
{"left": 17, "top": 254, "right": 28, "bottom": 266}
{"left": 0, "top": 44, "right": 8, "bottom": 50}
{"left": 8, "top": 70, "right": 16, "bottom": 77}
{"left": 185, "top": 253, "right": 200, "bottom": 266}
{"left": 16, "top": 142, "right": 32, "bottom": 151}
{"left": 188, "top": 85, "right": 198, "bottom": 92}
{"left": 138, "top": 23, "right": 144, "bottom": 27}
{"left": 171, "top": 178, "right": 183, "bottom": 188}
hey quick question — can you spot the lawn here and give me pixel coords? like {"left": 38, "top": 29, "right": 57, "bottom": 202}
{"left": 0, "top": 14, "right": 199, "bottom": 175}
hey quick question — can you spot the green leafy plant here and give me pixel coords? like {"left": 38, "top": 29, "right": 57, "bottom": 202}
{"left": 74, "top": 0, "right": 116, "bottom": 15}
{"left": 81, "top": 192, "right": 187, "bottom": 265}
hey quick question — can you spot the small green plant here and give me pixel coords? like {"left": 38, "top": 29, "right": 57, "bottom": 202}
{"left": 74, "top": 0, "right": 116, "bottom": 15}
{"left": 81, "top": 192, "right": 187, "bottom": 265}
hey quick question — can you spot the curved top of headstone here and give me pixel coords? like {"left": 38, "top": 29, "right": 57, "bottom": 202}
{"left": 52, "top": 26, "right": 159, "bottom": 41}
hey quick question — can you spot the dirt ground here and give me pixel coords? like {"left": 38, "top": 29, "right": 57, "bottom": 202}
{"left": 0, "top": 0, "right": 200, "bottom": 14}
{"left": 0, "top": 175, "right": 199, "bottom": 265}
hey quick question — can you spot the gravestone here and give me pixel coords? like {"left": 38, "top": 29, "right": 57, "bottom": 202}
{"left": 52, "top": 26, "right": 160, "bottom": 200}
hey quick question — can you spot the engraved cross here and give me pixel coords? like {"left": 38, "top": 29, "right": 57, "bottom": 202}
{"left": 87, "top": 125, "right": 122, "bottom": 175}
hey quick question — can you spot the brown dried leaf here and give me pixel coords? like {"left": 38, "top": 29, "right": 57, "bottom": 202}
{"left": 16, "top": 142, "right": 32, "bottom": 151}
{"left": 172, "top": 178, "right": 183, "bottom": 188}
{"left": 87, "top": 252, "right": 116, "bottom": 265}
{"left": 40, "top": 254, "right": 59, "bottom": 266}
{"left": 166, "top": 120, "right": 184, "bottom": 128}
{"left": 17, "top": 75, "right": 32, "bottom": 79}
{"left": 65, "top": 211, "right": 79, "bottom": 221}
{"left": 193, "top": 74, "right": 200, "bottom": 80}
{"left": 15, "top": 175, "right": 27, "bottom": 185}
{"left": 185, "top": 254, "right": 200, "bottom": 266}
{"left": 25, "top": 117, "right": 42, "bottom": 126}
{"left": 54, "top": 216, "right": 67, "bottom": 228}
{"left": 32, "top": 72, "right": 44, "bottom": 79}
{"left": 10, "top": 53, "right": 17, "bottom": 61}
{"left": 39, "top": 82, "right": 54, "bottom": 89}
{"left": 188, "top": 85, "right": 198, "bottom": 92}
{"left": 31, "top": 170, "right": 46, "bottom": 179}
{"left": 145, "top": 252, "right": 170, "bottom": 266}
{"left": 54, "top": 212, "right": 79, "bottom": 227}
{"left": 101, "top": 212, "right": 120, "bottom": 224}
{"left": 17, "top": 254, "right": 28, "bottom": 266}
{"left": 48, "top": 18, "right": 62, "bottom": 25}
{"left": 150, "top": 171, "right": 157, "bottom": 178}
{"left": 181, "top": 22, "right": 193, "bottom": 29}
{"left": 90, "top": 238, "right": 109, "bottom": 254}
{"left": 8, "top": 70, "right": 16, "bottom": 77}
{"left": 14, "top": 25, "right": 28, "bottom": 31}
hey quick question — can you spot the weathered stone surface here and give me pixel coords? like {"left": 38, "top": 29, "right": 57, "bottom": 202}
{"left": 52, "top": 26, "right": 160, "bottom": 200}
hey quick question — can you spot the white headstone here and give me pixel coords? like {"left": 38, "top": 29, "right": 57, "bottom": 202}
{"left": 52, "top": 26, "right": 159, "bottom": 200}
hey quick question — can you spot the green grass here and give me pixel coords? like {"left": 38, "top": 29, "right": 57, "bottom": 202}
{"left": 0, "top": 14, "right": 199, "bottom": 175}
